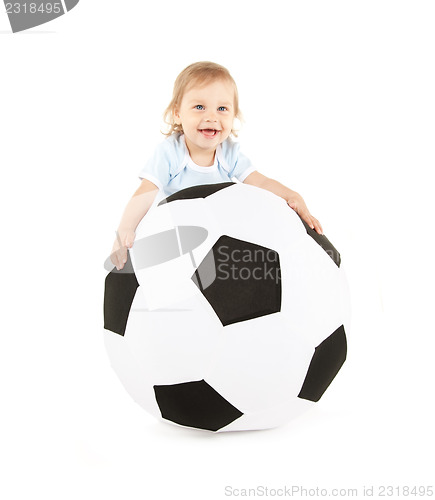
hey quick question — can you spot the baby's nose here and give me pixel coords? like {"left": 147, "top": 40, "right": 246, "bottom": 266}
{"left": 205, "top": 110, "right": 218, "bottom": 121}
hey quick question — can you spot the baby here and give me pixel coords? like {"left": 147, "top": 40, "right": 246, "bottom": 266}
{"left": 111, "top": 61, "right": 322, "bottom": 270}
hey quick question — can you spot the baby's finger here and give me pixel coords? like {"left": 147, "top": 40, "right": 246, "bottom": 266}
{"left": 311, "top": 216, "right": 323, "bottom": 235}
{"left": 111, "top": 254, "right": 120, "bottom": 270}
{"left": 112, "top": 248, "right": 124, "bottom": 271}
{"left": 300, "top": 210, "right": 315, "bottom": 230}
{"left": 114, "top": 252, "right": 123, "bottom": 271}
{"left": 119, "top": 247, "right": 128, "bottom": 268}
{"left": 110, "top": 252, "right": 118, "bottom": 268}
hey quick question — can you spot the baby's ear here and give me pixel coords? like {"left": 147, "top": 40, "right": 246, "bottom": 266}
{"left": 172, "top": 108, "right": 180, "bottom": 124}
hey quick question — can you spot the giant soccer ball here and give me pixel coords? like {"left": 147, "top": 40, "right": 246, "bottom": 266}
{"left": 103, "top": 182, "right": 350, "bottom": 432}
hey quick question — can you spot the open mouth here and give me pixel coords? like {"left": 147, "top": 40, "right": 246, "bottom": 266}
{"left": 199, "top": 129, "right": 220, "bottom": 138}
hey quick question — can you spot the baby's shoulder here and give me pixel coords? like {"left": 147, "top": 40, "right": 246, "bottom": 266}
{"left": 157, "top": 132, "right": 181, "bottom": 152}
{"left": 152, "top": 133, "right": 185, "bottom": 163}
{"left": 219, "top": 136, "right": 242, "bottom": 165}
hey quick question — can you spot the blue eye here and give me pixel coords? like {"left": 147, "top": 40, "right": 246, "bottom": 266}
{"left": 218, "top": 106, "right": 227, "bottom": 112}
{"left": 195, "top": 105, "right": 204, "bottom": 110}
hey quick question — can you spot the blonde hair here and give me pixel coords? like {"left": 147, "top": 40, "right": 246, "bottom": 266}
{"left": 162, "top": 61, "right": 243, "bottom": 137}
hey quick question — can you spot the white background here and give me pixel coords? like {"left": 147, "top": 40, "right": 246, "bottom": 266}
{"left": 1, "top": 1, "right": 434, "bottom": 499}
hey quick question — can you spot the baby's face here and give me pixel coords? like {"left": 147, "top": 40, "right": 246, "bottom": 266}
{"left": 174, "top": 79, "right": 235, "bottom": 156}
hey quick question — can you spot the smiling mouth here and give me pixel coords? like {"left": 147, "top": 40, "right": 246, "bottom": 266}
{"left": 199, "top": 129, "right": 220, "bottom": 138}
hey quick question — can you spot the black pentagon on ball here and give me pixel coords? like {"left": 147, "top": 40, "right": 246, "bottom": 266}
{"left": 154, "top": 379, "right": 243, "bottom": 431}
{"left": 158, "top": 182, "right": 235, "bottom": 206}
{"left": 103, "top": 253, "right": 139, "bottom": 336}
{"left": 192, "top": 235, "right": 282, "bottom": 326}
{"left": 298, "top": 325, "right": 347, "bottom": 402}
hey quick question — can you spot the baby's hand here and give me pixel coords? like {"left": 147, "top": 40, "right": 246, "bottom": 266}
{"left": 287, "top": 191, "right": 323, "bottom": 235}
{"left": 110, "top": 228, "right": 136, "bottom": 270}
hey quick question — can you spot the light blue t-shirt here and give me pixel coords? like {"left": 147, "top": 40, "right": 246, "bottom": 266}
{"left": 138, "top": 133, "right": 256, "bottom": 198}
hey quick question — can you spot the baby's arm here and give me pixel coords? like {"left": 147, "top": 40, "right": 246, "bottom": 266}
{"left": 243, "top": 171, "right": 323, "bottom": 234}
{"left": 110, "top": 179, "right": 159, "bottom": 270}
